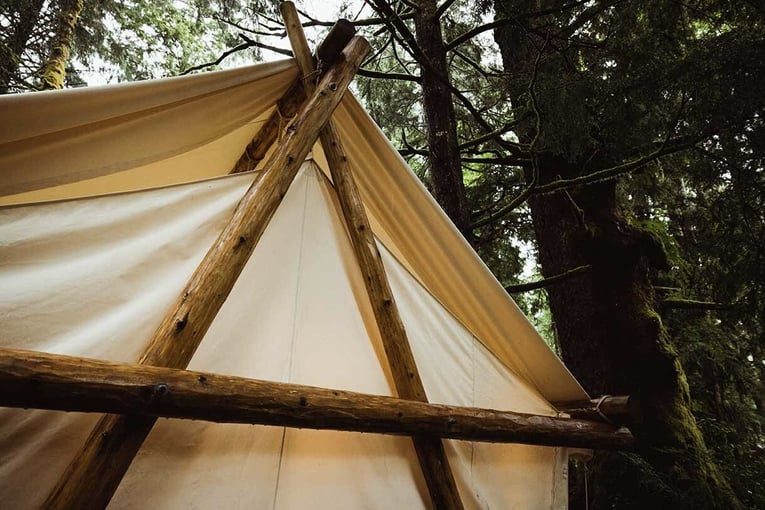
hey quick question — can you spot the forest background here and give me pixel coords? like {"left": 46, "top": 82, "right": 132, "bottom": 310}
{"left": 1, "top": 1, "right": 763, "bottom": 508}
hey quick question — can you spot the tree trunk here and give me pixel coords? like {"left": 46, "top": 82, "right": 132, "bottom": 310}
{"left": 412, "top": 0, "right": 472, "bottom": 239}
{"left": 493, "top": 3, "right": 741, "bottom": 508}
{"left": 40, "top": 0, "right": 84, "bottom": 90}
{"left": 0, "top": 0, "right": 45, "bottom": 93}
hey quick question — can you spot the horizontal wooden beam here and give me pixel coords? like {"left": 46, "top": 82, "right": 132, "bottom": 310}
{"left": 554, "top": 395, "right": 639, "bottom": 425}
{"left": 0, "top": 348, "right": 634, "bottom": 450}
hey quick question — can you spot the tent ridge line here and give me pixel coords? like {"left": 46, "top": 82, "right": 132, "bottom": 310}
{"left": 279, "top": 3, "right": 464, "bottom": 509}
{"left": 0, "top": 347, "right": 635, "bottom": 450}
{"left": 42, "top": 34, "right": 371, "bottom": 510}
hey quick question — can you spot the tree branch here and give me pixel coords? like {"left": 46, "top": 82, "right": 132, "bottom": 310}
{"left": 661, "top": 298, "right": 736, "bottom": 311}
{"left": 505, "top": 265, "right": 592, "bottom": 294}
{"left": 470, "top": 37, "right": 547, "bottom": 230}
{"left": 358, "top": 67, "right": 421, "bottom": 81}
{"left": 533, "top": 139, "right": 698, "bottom": 195}
{"left": 179, "top": 36, "right": 256, "bottom": 75}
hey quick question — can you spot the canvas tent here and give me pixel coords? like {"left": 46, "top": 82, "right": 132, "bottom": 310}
{"left": 0, "top": 27, "right": 613, "bottom": 509}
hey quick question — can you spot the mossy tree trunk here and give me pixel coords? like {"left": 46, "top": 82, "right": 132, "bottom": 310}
{"left": 493, "top": 2, "right": 741, "bottom": 508}
{"left": 528, "top": 165, "right": 739, "bottom": 509}
{"left": 40, "top": 0, "right": 84, "bottom": 90}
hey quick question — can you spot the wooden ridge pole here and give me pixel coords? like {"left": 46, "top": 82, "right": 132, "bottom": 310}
{"left": 280, "top": 3, "right": 464, "bottom": 508}
{"left": 0, "top": 348, "right": 635, "bottom": 450}
{"left": 43, "top": 35, "right": 371, "bottom": 510}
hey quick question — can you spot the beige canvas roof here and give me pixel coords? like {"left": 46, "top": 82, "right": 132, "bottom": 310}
{"left": 0, "top": 58, "right": 586, "bottom": 405}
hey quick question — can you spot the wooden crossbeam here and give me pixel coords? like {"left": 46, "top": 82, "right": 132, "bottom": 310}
{"left": 43, "top": 35, "right": 371, "bottom": 510}
{"left": 0, "top": 348, "right": 635, "bottom": 450}
{"left": 554, "top": 395, "right": 639, "bottom": 425}
{"left": 279, "top": 3, "right": 464, "bottom": 508}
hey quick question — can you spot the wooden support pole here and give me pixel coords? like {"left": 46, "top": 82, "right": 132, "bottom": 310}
{"left": 316, "top": 19, "right": 356, "bottom": 64}
{"left": 0, "top": 348, "right": 635, "bottom": 450}
{"left": 229, "top": 79, "right": 306, "bottom": 174}
{"left": 554, "top": 395, "right": 639, "bottom": 425}
{"left": 279, "top": 3, "right": 464, "bottom": 509}
{"left": 43, "top": 35, "right": 371, "bottom": 510}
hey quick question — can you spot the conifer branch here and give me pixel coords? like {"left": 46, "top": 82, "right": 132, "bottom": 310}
{"left": 505, "top": 265, "right": 592, "bottom": 294}
{"left": 661, "top": 299, "right": 736, "bottom": 311}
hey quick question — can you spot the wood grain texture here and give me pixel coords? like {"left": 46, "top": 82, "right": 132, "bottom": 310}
{"left": 0, "top": 348, "right": 635, "bottom": 449}
{"left": 554, "top": 395, "right": 638, "bottom": 425}
{"left": 229, "top": 79, "right": 306, "bottom": 174}
{"left": 42, "top": 35, "right": 370, "bottom": 510}
{"left": 280, "top": 4, "right": 463, "bottom": 508}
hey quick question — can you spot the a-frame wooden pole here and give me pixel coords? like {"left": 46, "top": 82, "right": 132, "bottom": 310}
{"left": 43, "top": 35, "right": 370, "bottom": 510}
{"left": 280, "top": 3, "right": 464, "bottom": 508}
{"left": 229, "top": 79, "right": 305, "bottom": 174}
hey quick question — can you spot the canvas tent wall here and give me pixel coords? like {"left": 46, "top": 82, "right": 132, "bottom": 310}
{"left": 0, "top": 58, "right": 588, "bottom": 509}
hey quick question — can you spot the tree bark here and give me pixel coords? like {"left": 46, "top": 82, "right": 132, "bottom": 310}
{"left": 412, "top": 0, "right": 472, "bottom": 239}
{"left": 41, "top": 0, "right": 84, "bottom": 90}
{"left": 493, "top": 2, "right": 741, "bottom": 509}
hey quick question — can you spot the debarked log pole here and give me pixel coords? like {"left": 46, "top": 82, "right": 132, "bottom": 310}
{"left": 229, "top": 78, "right": 306, "bottom": 174}
{"left": 0, "top": 348, "right": 634, "bottom": 450}
{"left": 553, "top": 396, "right": 639, "bottom": 426}
{"left": 43, "top": 35, "right": 371, "bottom": 510}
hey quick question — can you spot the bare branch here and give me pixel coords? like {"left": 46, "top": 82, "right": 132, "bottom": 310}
{"left": 358, "top": 67, "right": 422, "bottom": 81}
{"left": 213, "top": 14, "right": 284, "bottom": 37}
{"left": 662, "top": 299, "right": 736, "bottom": 311}
{"left": 238, "top": 34, "right": 293, "bottom": 57}
{"left": 470, "top": 37, "right": 547, "bottom": 230}
{"left": 505, "top": 265, "right": 592, "bottom": 293}
{"left": 462, "top": 156, "right": 529, "bottom": 165}
{"left": 533, "top": 138, "right": 698, "bottom": 195}
{"left": 459, "top": 122, "right": 521, "bottom": 150}
{"left": 179, "top": 36, "right": 255, "bottom": 76}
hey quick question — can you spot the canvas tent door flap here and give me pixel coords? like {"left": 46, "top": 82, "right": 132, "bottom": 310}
{"left": 0, "top": 58, "right": 587, "bottom": 509}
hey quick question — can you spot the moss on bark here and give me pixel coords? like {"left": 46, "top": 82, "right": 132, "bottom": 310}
{"left": 41, "top": 0, "right": 83, "bottom": 90}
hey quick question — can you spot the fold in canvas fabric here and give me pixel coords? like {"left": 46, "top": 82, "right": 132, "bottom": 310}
{"left": 0, "top": 60, "right": 297, "bottom": 198}
{"left": 0, "top": 164, "right": 567, "bottom": 509}
{"left": 0, "top": 59, "right": 586, "bottom": 404}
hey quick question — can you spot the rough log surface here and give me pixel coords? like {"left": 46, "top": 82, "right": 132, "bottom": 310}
{"left": 280, "top": 3, "right": 464, "bottom": 508}
{"left": 554, "top": 395, "right": 639, "bottom": 425}
{"left": 0, "top": 348, "right": 635, "bottom": 450}
{"left": 316, "top": 20, "right": 356, "bottom": 64}
{"left": 229, "top": 79, "right": 306, "bottom": 174}
{"left": 42, "top": 36, "right": 371, "bottom": 510}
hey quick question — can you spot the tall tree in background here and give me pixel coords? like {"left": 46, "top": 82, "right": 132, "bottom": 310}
{"left": 40, "top": 0, "right": 84, "bottom": 89}
{"left": 491, "top": 1, "right": 762, "bottom": 508}
{"left": 0, "top": 0, "right": 45, "bottom": 92}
